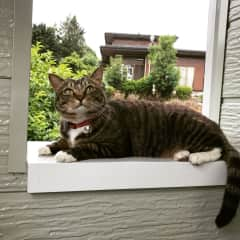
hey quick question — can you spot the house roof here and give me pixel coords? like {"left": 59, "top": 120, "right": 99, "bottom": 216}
{"left": 105, "top": 32, "right": 159, "bottom": 44}
{"left": 100, "top": 45, "right": 148, "bottom": 62}
{"left": 100, "top": 44, "right": 205, "bottom": 63}
{"left": 101, "top": 32, "right": 205, "bottom": 63}
{"left": 177, "top": 49, "right": 205, "bottom": 58}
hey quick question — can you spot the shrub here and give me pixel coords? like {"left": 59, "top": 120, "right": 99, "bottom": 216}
{"left": 122, "top": 77, "right": 152, "bottom": 98}
{"left": 148, "top": 35, "right": 180, "bottom": 99}
{"left": 175, "top": 85, "right": 192, "bottom": 100}
{"left": 122, "top": 80, "right": 137, "bottom": 97}
{"left": 105, "top": 85, "right": 115, "bottom": 98}
{"left": 28, "top": 43, "right": 61, "bottom": 140}
{"left": 103, "top": 55, "right": 127, "bottom": 90}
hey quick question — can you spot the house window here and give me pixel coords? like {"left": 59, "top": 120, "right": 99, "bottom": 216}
{"left": 179, "top": 66, "right": 195, "bottom": 88}
{"left": 125, "top": 64, "right": 134, "bottom": 80}
{"left": 7, "top": 0, "right": 229, "bottom": 194}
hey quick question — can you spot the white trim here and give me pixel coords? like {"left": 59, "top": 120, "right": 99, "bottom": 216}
{"left": 8, "top": 0, "right": 33, "bottom": 172}
{"left": 202, "top": 0, "right": 229, "bottom": 122}
{"left": 27, "top": 142, "right": 227, "bottom": 193}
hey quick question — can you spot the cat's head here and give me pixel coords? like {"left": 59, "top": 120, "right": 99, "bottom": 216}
{"left": 48, "top": 66, "right": 106, "bottom": 123}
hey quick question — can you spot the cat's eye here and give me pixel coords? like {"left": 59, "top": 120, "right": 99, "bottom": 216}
{"left": 86, "top": 85, "right": 94, "bottom": 93}
{"left": 63, "top": 88, "right": 73, "bottom": 96}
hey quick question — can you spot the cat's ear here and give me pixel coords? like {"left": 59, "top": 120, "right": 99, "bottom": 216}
{"left": 89, "top": 65, "right": 104, "bottom": 85}
{"left": 48, "top": 74, "right": 64, "bottom": 91}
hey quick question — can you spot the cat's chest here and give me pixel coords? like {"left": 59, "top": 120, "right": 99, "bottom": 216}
{"left": 68, "top": 126, "right": 91, "bottom": 146}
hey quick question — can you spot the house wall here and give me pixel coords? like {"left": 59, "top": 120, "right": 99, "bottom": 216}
{"left": 0, "top": 0, "right": 240, "bottom": 239}
{"left": 123, "top": 57, "right": 145, "bottom": 79}
{"left": 107, "top": 41, "right": 205, "bottom": 88}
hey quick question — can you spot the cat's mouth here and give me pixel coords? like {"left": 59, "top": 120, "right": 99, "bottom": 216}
{"left": 57, "top": 101, "right": 105, "bottom": 121}
{"left": 58, "top": 104, "right": 89, "bottom": 118}
{"left": 61, "top": 111, "right": 75, "bottom": 116}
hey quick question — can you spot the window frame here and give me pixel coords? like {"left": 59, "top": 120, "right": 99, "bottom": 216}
{"left": 8, "top": 0, "right": 32, "bottom": 172}
{"left": 9, "top": 0, "right": 229, "bottom": 179}
{"left": 178, "top": 66, "right": 195, "bottom": 88}
{"left": 202, "top": 0, "right": 229, "bottom": 122}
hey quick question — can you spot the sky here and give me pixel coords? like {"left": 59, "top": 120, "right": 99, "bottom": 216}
{"left": 33, "top": 0, "right": 210, "bottom": 57}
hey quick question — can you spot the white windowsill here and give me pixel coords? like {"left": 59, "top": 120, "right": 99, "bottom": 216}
{"left": 27, "top": 141, "right": 227, "bottom": 193}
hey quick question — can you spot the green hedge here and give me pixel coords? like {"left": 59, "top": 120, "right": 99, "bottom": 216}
{"left": 175, "top": 85, "right": 192, "bottom": 100}
{"left": 122, "top": 77, "right": 152, "bottom": 97}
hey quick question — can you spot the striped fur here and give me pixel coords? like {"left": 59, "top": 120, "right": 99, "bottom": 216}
{"left": 45, "top": 69, "right": 240, "bottom": 228}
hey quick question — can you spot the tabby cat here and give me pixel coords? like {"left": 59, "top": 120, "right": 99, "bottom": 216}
{"left": 39, "top": 66, "right": 240, "bottom": 228}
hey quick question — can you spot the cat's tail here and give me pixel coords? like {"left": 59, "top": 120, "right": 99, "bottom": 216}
{"left": 215, "top": 147, "right": 240, "bottom": 228}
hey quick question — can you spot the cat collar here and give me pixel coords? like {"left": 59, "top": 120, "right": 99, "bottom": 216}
{"left": 68, "top": 119, "right": 91, "bottom": 129}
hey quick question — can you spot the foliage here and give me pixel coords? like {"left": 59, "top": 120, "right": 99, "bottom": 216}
{"left": 103, "top": 55, "right": 127, "bottom": 90}
{"left": 28, "top": 43, "right": 60, "bottom": 140}
{"left": 81, "top": 48, "right": 99, "bottom": 67}
{"left": 58, "top": 15, "right": 86, "bottom": 58}
{"left": 148, "top": 35, "right": 180, "bottom": 99}
{"left": 32, "top": 24, "right": 62, "bottom": 60}
{"left": 60, "top": 51, "right": 97, "bottom": 78}
{"left": 175, "top": 85, "right": 192, "bottom": 100}
{"left": 32, "top": 16, "right": 99, "bottom": 64}
{"left": 105, "top": 85, "right": 116, "bottom": 98}
{"left": 122, "top": 77, "right": 152, "bottom": 98}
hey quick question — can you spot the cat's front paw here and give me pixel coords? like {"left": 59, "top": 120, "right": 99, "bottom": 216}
{"left": 55, "top": 151, "right": 77, "bottom": 163}
{"left": 173, "top": 150, "right": 190, "bottom": 161}
{"left": 38, "top": 146, "right": 52, "bottom": 156}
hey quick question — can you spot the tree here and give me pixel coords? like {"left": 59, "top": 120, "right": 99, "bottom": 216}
{"left": 103, "top": 55, "right": 127, "bottom": 90}
{"left": 32, "top": 16, "right": 98, "bottom": 64}
{"left": 59, "top": 15, "right": 86, "bottom": 58}
{"left": 148, "top": 35, "right": 180, "bottom": 98}
{"left": 82, "top": 47, "right": 99, "bottom": 67}
{"left": 32, "top": 23, "right": 62, "bottom": 61}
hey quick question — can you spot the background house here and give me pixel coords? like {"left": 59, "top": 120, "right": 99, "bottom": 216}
{"left": 101, "top": 32, "right": 205, "bottom": 92}
{"left": 0, "top": 0, "right": 240, "bottom": 239}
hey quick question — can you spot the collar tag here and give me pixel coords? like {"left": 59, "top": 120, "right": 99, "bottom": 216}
{"left": 82, "top": 125, "right": 92, "bottom": 134}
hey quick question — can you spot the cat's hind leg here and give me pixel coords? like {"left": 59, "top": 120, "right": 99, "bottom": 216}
{"left": 189, "top": 147, "right": 222, "bottom": 165}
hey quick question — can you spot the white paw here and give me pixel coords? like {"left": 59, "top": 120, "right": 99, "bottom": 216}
{"left": 189, "top": 148, "right": 222, "bottom": 165}
{"left": 55, "top": 151, "right": 77, "bottom": 163}
{"left": 189, "top": 153, "right": 203, "bottom": 165}
{"left": 38, "top": 146, "right": 52, "bottom": 156}
{"left": 211, "top": 148, "right": 222, "bottom": 160}
{"left": 173, "top": 150, "right": 190, "bottom": 161}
